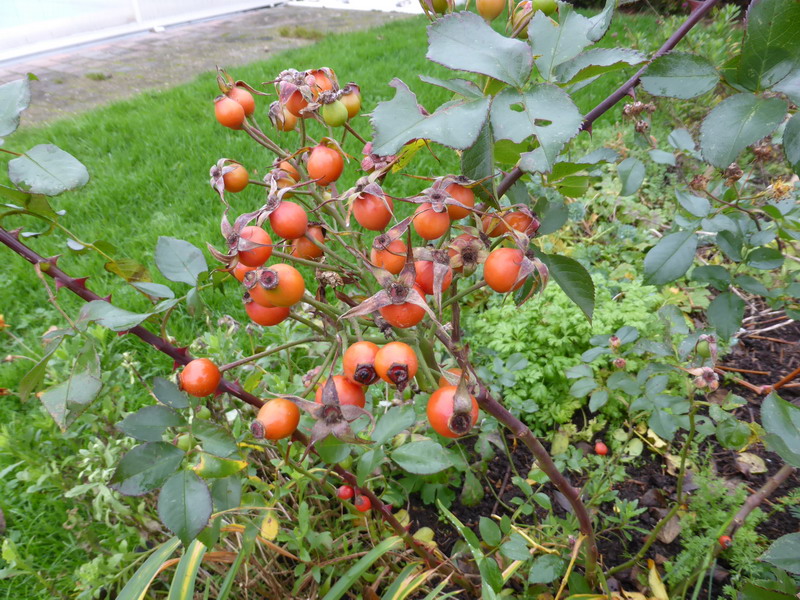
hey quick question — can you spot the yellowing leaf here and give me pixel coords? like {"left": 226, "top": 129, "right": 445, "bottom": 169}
{"left": 391, "top": 139, "right": 427, "bottom": 172}
{"left": 192, "top": 452, "right": 247, "bottom": 479}
{"left": 260, "top": 515, "right": 279, "bottom": 541}
{"left": 735, "top": 452, "right": 767, "bottom": 475}
{"left": 647, "top": 559, "right": 669, "bottom": 600}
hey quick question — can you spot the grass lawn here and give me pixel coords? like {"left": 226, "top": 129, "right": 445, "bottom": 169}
{"left": 0, "top": 8, "right": 725, "bottom": 597}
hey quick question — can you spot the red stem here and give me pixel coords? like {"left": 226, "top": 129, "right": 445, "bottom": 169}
{"left": 495, "top": 0, "right": 722, "bottom": 200}
{"left": 0, "top": 225, "right": 476, "bottom": 595}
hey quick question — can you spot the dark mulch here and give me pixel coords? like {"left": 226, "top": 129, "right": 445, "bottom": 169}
{"left": 405, "top": 310, "right": 800, "bottom": 597}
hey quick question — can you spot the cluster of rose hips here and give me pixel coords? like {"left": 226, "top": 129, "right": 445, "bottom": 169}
{"left": 336, "top": 485, "right": 371, "bottom": 512}
{"left": 190, "top": 65, "right": 558, "bottom": 483}
{"left": 420, "top": 0, "right": 558, "bottom": 37}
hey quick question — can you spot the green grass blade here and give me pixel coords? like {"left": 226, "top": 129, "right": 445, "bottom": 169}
{"left": 322, "top": 536, "right": 404, "bottom": 600}
{"left": 216, "top": 522, "right": 258, "bottom": 600}
{"left": 380, "top": 563, "right": 423, "bottom": 600}
{"left": 167, "top": 539, "right": 207, "bottom": 600}
{"left": 116, "top": 537, "right": 181, "bottom": 600}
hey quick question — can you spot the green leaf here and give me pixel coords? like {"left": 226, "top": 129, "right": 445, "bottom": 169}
{"left": 737, "top": 0, "right": 800, "bottom": 91}
{"left": 153, "top": 377, "right": 191, "bottom": 409}
{"left": 649, "top": 149, "right": 676, "bottom": 166}
{"left": 40, "top": 342, "right": 102, "bottom": 430}
{"left": 529, "top": 5, "right": 597, "bottom": 80}
{"left": 617, "top": 157, "right": 645, "bottom": 196}
{"left": 211, "top": 476, "right": 242, "bottom": 511}
{"left": 372, "top": 405, "right": 416, "bottom": 446}
{"left": 643, "top": 231, "right": 698, "bottom": 285}
{"left": 419, "top": 75, "right": 484, "bottom": 99}
{"left": 774, "top": 68, "right": 800, "bottom": 104}
{"left": 746, "top": 247, "right": 784, "bottom": 270}
{"left": 158, "top": 471, "right": 212, "bottom": 546}
{"left": 608, "top": 372, "right": 639, "bottom": 395}
{"left": 716, "top": 418, "right": 750, "bottom": 450}
{"left": 668, "top": 128, "right": 697, "bottom": 152}
{"left": 676, "top": 189, "right": 710, "bottom": 217}
{"left": 427, "top": 12, "right": 532, "bottom": 86}
{"left": 783, "top": 112, "right": 800, "bottom": 174}
{"left": 110, "top": 442, "right": 185, "bottom": 496}
{"left": 692, "top": 265, "right": 731, "bottom": 289}
{"left": 528, "top": 554, "right": 565, "bottom": 584}
{"left": 735, "top": 274, "right": 770, "bottom": 296}
{"left": 699, "top": 93, "right": 787, "bottom": 168}
{"left": 371, "top": 79, "right": 490, "bottom": 155}
{"left": 192, "top": 420, "right": 239, "bottom": 458}
{"left": 738, "top": 582, "right": 797, "bottom": 600}
{"left": 8, "top": 144, "right": 89, "bottom": 196}
{"left": 356, "top": 448, "right": 385, "bottom": 487}
{"left": 539, "top": 253, "right": 595, "bottom": 321}
{"left": 155, "top": 236, "right": 207, "bottom": 287}
{"left": 0, "top": 79, "right": 31, "bottom": 137}
{"left": 649, "top": 409, "right": 679, "bottom": 441}
{"left": 570, "top": 377, "right": 597, "bottom": 398}
{"left": 761, "top": 533, "right": 800, "bottom": 574}
{"left": 491, "top": 85, "right": 582, "bottom": 171}
{"left": 556, "top": 47, "right": 646, "bottom": 86}
{"left": 460, "top": 469, "right": 484, "bottom": 506}
{"left": 501, "top": 533, "right": 531, "bottom": 560}
{"left": 479, "top": 516, "right": 502, "bottom": 547}
{"left": 315, "top": 434, "right": 352, "bottom": 464}
{"left": 391, "top": 440, "right": 453, "bottom": 475}
{"left": 462, "top": 122, "right": 494, "bottom": 202}
{"left": 167, "top": 540, "right": 207, "bottom": 600}
{"left": 18, "top": 334, "right": 68, "bottom": 402}
{"left": 116, "top": 538, "right": 181, "bottom": 600}
{"left": 589, "top": 389, "right": 609, "bottom": 412}
{"left": 717, "top": 230, "right": 743, "bottom": 262}
{"left": 79, "top": 300, "right": 154, "bottom": 332}
{"left": 707, "top": 292, "right": 745, "bottom": 340}
{"left": 533, "top": 196, "right": 569, "bottom": 234}
{"left": 640, "top": 52, "right": 719, "bottom": 99}
{"left": 321, "top": 537, "right": 404, "bottom": 600}
{"left": 117, "top": 405, "right": 186, "bottom": 442}
{"left": 761, "top": 393, "right": 800, "bottom": 468}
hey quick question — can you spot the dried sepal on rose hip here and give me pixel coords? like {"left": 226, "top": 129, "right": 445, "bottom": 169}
{"left": 341, "top": 174, "right": 394, "bottom": 231}
{"left": 259, "top": 374, "right": 374, "bottom": 457}
{"left": 413, "top": 247, "right": 453, "bottom": 309}
{"left": 243, "top": 263, "right": 305, "bottom": 308}
{"left": 419, "top": 0, "right": 454, "bottom": 18}
{"left": 370, "top": 216, "right": 413, "bottom": 274}
{"left": 687, "top": 366, "right": 719, "bottom": 392}
{"left": 448, "top": 232, "right": 489, "bottom": 276}
{"left": 209, "top": 158, "right": 249, "bottom": 198}
{"left": 695, "top": 334, "right": 718, "bottom": 363}
{"left": 340, "top": 237, "right": 440, "bottom": 331}
{"left": 427, "top": 376, "right": 479, "bottom": 438}
{"left": 208, "top": 210, "right": 273, "bottom": 268}
{"left": 361, "top": 141, "right": 397, "bottom": 175}
{"left": 273, "top": 68, "right": 315, "bottom": 118}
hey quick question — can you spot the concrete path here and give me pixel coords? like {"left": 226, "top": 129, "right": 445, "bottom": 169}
{"left": 0, "top": 5, "right": 409, "bottom": 126}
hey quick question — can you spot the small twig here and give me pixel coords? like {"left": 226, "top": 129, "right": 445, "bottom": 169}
{"left": 218, "top": 337, "right": 324, "bottom": 372}
{"left": 746, "top": 335, "right": 794, "bottom": 345}
{"left": 343, "top": 122, "right": 368, "bottom": 145}
{"left": 716, "top": 365, "right": 770, "bottom": 376}
{"left": 771, "top": 364, "right": 800, "bottom": 392}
